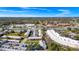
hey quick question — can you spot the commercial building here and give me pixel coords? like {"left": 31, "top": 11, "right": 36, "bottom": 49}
{"left": 46, "top": 29, "right": 79, "bottom": 49}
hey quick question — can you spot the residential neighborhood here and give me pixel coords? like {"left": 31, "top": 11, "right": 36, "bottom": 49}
{"left": 0, "top": 23, "right": 47, "bottom": 51}
{"left": 0, "top": 17, "right": 79, "bottom": 51}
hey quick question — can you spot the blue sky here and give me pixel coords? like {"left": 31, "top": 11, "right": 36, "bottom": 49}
{"left": 0, "top": 7, "right": 79, "bottom": 17}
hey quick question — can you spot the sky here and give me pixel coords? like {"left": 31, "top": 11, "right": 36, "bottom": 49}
{"left": 0, "top": 7, "right": 79, "bottom": 17}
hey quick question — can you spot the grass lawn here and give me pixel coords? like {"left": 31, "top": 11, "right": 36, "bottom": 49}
{"left": 25, "top": 40, "right": 39, "bottom": 44}
{"left": 20, "top": 33, "right": 26, "bottom": 38}
{"left": 6, "top": 32, "right": 19, "bottom": 36}
{"left": 21, "top": 38, "right": 27, "bottom": 43}
{"left": 0, "top": 38, "right": 8, "bottom": 40}
{"left": 6, "top": 32, "right": 25, "bottom": 37}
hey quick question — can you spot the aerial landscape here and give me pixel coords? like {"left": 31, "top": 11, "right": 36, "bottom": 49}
{"left": 0, "top": 7, "right": 79, "bottom": 51}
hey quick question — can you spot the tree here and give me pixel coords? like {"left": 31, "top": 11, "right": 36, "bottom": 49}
{"left": 74, "top": 34, "right": 79, "bottom": 40}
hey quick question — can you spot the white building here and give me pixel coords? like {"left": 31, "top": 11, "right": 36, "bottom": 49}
{"left": 27, "top": 29, "right": 42, "bottom": 40}
{"left": 28, "top": 37, "right": 42, "bottom": 40}
{"left": 0, "top": 28, "right": 3, "bottom": 31}
{"left": 39, "top": 40, "right": 47, "bottom": 49}
{"left": 24, "top": 29, "right": 31, "bottom": 37}
{"left": 2, "top": 35, "right": 21, "bottom": 39}
{"left": 25, "top": 24, "right": 35, "bottom": 27}
{"left": 7, "top": 40, "right": 20, "bottom": 42}
{"left": 46, "top": 29, "right": 79, "bottom": 49}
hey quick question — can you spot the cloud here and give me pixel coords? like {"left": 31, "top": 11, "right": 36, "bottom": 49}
{"left": 20, "top": 7, "right": 51, "bottom": 12}
{"left": 0, "top": 14, "right": 30, "bottom": 17}
{"left": 0, "top": 7, "right": 51, "bottom": 14}
{"left": 0, "top": 9, "right": 27, "bottom": 13}
{"left": 0, "top": 8, "right": 72, "bottom": 17}
{"left": 54, "top": 9, "right": 70, "bottom": 17}
{"left": 0, "top": 14, "right": 43, "bottom": 17}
